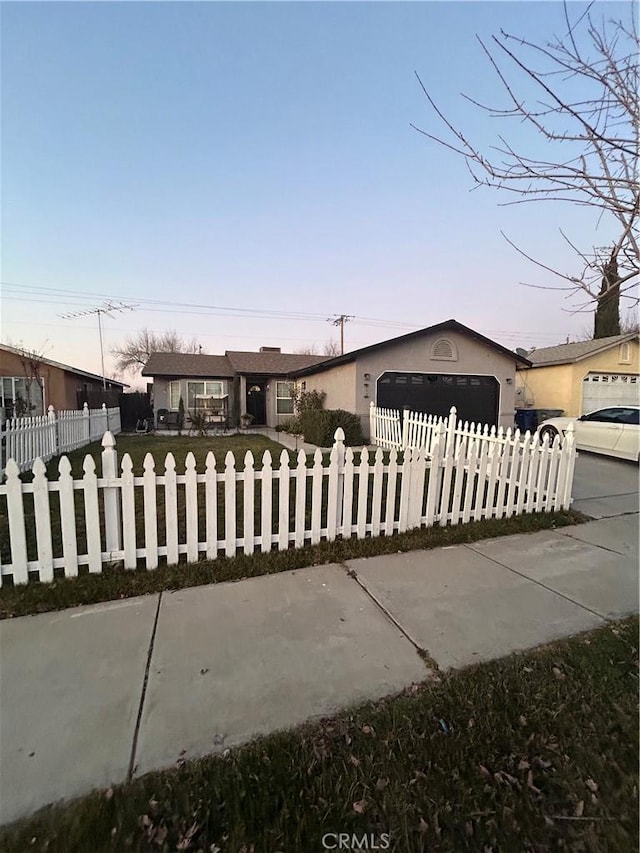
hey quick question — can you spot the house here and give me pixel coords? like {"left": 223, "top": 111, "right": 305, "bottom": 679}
{"left": 0, "top": 343, "right": 127, "bottom": 419}
{"left": 516, "top": 334, "right": 639, "bottom": 417}
{"left": 142, "top": 348, "right": 325, "bottom": 429}
{"left": 290, "top": 320, "right": 531, "bottom": 436}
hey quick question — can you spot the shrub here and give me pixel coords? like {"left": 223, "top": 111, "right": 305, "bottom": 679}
{"left": 300, "top": 408, "right": 364, "bottom": 446}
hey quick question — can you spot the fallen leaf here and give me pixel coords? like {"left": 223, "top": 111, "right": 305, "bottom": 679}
{"left": 105, "top": 788, "right": 114, "bottom": 800}
{"left": 154, "top": 825, "right": 168, "bottom": 845}
{"left": 362, "top": 725, "right": 374, "bottom": 735}
{"left": 353, "top": 799, "right": 367, "bottom": 814}
{"left": 517, "top": 759, "right": 530, "bottom": 771}
{"left": 518, "top": 715, "right": 527, "bottom": 726}
{"left": 585, "top": 777, "right": 598, "bottom": 793}
{"left": 552, "top": 667, "right": 566, "bottom": 680}
{"left": 479, "top": 764, "right": 492, "bottom": 779}
{"left": 200, "top": 668, "right": 209, "bottom": 675}
{"left": 375, "top": 777, "right": 389, "bottom": 790}
{"left": 349, "top": 754, "right": 361, "bottom": 767}
{"left": 417, "top": 817, "right": 429, "bottom": 833}
{"left": 574, "top": 800, "right": 584, "bottom": 817}
{"left": 527, "top": 770, "right": 541, "bottom": 794}
{"left": 522, "top": 666, "right": 533, "bottom": 673}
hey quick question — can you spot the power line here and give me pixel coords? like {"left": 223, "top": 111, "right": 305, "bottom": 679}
{"left": 2, "top": 280, "right": 580, "bottom": 346}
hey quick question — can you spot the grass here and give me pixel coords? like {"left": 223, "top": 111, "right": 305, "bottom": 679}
{"left": 1, "top": 616, "right": 636, "bottom": 852}
{"left": 0, "top": 508, "right": 586, "bottom": 619}
{"left": 21, "top": 432, "right": 295, "bottom": 480}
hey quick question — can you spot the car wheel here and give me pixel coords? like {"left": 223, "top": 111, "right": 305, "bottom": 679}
{"left": 539, "top": 425, "right": 559, "bottom": 445}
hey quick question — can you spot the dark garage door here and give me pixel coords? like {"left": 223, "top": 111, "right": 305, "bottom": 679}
{"left": 377, "top": 372, "right": 499, "bottom": 425}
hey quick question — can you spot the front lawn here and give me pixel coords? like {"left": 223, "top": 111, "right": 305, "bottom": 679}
{"left": 28, "top": 432, "right": 295, "bottom": 480}
{"left": 1, "top": 616, "right": 636, "bottom": 852}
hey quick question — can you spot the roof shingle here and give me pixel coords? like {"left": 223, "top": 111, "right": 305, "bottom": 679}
{"left": 142, "top": 353, "right": 235, "bottom": 378}
{"left": 225, "top": 351, "right": 325, "bottom": 374}
{"left": 525, "top": 334, "right": 637, "bottom": 367}
{"left": 141, "top": 350, "right": 324, "bottom": 378}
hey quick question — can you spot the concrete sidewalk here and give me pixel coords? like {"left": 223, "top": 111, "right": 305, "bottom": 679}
{"left": 1, "top": 512, "right": 638, "bottom": 826}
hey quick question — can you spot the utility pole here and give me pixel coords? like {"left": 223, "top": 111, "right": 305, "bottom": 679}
{"left": 327, "top": 314, "right": 353, "bottom": 355}
{"left": 60, "top": 301, "right": 135, "bottom": 389}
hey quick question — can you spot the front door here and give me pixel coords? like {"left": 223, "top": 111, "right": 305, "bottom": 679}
{"left": 246, "top": 382, "right": 267, "bottom": 425}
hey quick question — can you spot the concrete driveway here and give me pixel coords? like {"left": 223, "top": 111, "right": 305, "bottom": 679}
{"left": 571, "top": 450, "right": 639, "bottom": 519}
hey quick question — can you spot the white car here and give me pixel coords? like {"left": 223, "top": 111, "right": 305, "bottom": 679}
{"left": 538, "top": 405, "right": 640, "bottom": 462}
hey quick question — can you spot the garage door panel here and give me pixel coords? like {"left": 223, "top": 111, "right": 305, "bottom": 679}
{"left": 377, "top": 372, "right": 499, "bottom": 425}
{"left": 582, "top": 373, "right": 639, "bottom": 415}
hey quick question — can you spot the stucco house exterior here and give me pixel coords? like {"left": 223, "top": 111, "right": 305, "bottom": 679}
{"left": 290, "top": 320, "right": 531, "bottom": 437}
{"left": 142, "top": 348, "right": 324, "bottom": 429}
{"left": 516, "top": 333, "right": 639, "bottom": 417}
{"left": 0, "top": 343, "right": 127, "bottom": 420}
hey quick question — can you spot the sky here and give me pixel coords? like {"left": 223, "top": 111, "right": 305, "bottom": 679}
{"left": 1, "top": 0, "right": 635, "bottom": 387}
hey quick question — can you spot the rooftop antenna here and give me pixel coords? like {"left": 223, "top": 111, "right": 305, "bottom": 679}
{"left": 59, "top": 301, "right": 135, "bottom": 389}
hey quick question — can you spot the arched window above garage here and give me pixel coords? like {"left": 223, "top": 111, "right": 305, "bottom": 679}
{"left": 431, "top": 338, "right": 458, "bottom": 361}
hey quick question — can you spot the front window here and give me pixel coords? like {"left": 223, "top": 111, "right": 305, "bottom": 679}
{"left": 168, "top": 381, "right": 181, "bottom": 410}
{"left": 1, "top": 376, "right": 44, "bottom": 417}
{"left": 187, "top": 381, "right": 223, "bottom": 409}
{"left": 276, "top": 381, "right": 294, "bottom": 414}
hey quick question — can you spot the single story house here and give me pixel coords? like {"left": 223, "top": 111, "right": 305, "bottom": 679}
{"left": 142, "top": 348, "right": 324, "bottom": 429}
{"left": 516, "top": 333, "right": 639, "bottom": 417}
{"left": 0, "top": 343, "right": 127, "bottom": 420}
{"left": 290, "top": 319, "right": 532, "bottom": 436}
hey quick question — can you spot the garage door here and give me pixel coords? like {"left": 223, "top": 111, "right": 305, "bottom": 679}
{"left": 377, "top": 372, "right": 499, "bottom": 425}
{"left": 582, "top": 373, "right": 639, "bottom": 414}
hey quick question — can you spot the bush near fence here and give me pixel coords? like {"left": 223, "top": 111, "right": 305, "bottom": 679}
{"left": 0, "top": 417, "right": 576, "bottom": 587}
{"left": 301, "top": 408, "right": 365, "bottom": 447}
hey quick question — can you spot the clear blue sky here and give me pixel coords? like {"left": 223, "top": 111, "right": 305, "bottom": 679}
{"left": 1, "top": 1, "right": 633, "bottom": 384}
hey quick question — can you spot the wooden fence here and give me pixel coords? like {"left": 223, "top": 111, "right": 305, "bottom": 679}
{"left": 0, "top": 421, "right": 576, "bottom": 586}
{"left": 1, "top": 404, "right": 121, "bottom": 475}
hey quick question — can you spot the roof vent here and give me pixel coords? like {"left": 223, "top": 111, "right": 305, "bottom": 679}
{"left": 259, "top": 346, "right": 281, "bottom": 353}
{"left": 431, "top": 338, "right": 457, "bottom": 361}
{"left": 515, "top": 348, "right": 529, "bottom": 358}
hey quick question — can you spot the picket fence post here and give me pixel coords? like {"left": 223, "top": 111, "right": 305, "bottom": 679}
{"left": 369, "top": 401, "right": 376, "bottom": 445}
{"left": 101, "top": 431, "right": 122, "bottom": 556}
{"left": 445, "top": 406, "right": 457, "bottom": 455}
{"left": 333, "top": 427, "right": 346, "bottom": 532}
{"left": 401, "top": 406, "right": 410, "bottom": 450}
{"left": 82, "top": 402, "right": 90, "bottom": 443}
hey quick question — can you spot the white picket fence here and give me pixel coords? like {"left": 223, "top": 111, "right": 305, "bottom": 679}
{"left": 1, "top": 403, "right": 121, "bottom": 475}
{"left": 0, "top": 421, "right": 576, "bottom": 586}
{"left": 371, "top": 402, "right": 529, "bottom": 456}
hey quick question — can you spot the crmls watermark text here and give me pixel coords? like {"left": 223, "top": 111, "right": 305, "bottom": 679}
{"left": 321, "top": 833, "right": 391, "bottom": 850}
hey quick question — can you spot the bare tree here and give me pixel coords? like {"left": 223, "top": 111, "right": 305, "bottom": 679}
{"left": 13, "top": 343, "right": 49, "bottom": 416}
{"left": 111, "top": 329, "right": 203, "bottom": 374}
{"left": 412, "top": 3, "right": 639, "bottom": 320}
{"left": 295, "top": 339, "right": 342, "bottom": 358}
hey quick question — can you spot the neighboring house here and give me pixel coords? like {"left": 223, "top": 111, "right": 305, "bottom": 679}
{"left": 290, "top": 320, "right": 531, "bottom": 435}
{"left": 142, "top": 348, "right": 324, "bottom": 429}
{"left": 516, "top": 334, "right": 640, "bottom": 417}
{"left": 0, "top": 343, "right": 127, "bottom": 420}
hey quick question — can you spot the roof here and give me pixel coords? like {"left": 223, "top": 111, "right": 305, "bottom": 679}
{"left": 142, "top": 353, "right": 235, "bottom": 378}
{"left": 0, "top": 343, "right": 128, "bottom": 388}
{"left": 524, "top": 333, "right": 638, "bottom": 367}
{"left": 289, "top": 319, "right": 532, "bottom": 378}
{"left": 141, "top": 350, "right": 324, "bottom": 378}
{"left": 225, "top": 351, "right": 325, "bottom": 375}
